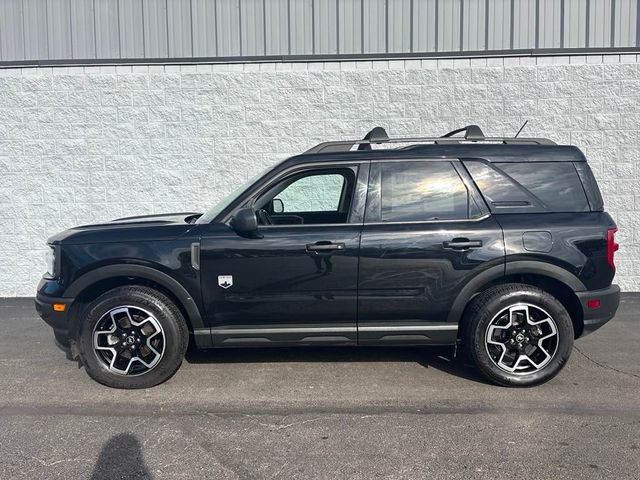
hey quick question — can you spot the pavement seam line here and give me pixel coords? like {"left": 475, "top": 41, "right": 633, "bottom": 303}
{"left": 573, "top": 345, "right": 640, "bottom": 380}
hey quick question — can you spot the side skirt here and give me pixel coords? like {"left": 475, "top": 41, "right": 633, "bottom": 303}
{"left": 196, "top": 324, "right": 459, "bottom": 348}
{"left": 358, "top": 324, "right": 459, "bottom": 346}
{"left": 211, "top": 325, "right": 357, "bottom": 347}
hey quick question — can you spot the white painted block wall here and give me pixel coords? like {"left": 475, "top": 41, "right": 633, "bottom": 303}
{"left": 0, "top": 54, "right": 637, "bottom": 296}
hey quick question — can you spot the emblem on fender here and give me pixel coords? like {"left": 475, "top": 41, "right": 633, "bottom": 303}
{"left": 218, "top": 275, "right": 233, "bottom": 289}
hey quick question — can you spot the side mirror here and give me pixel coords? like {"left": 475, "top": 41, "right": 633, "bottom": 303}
{"left": 272, "top": 198, "right": 284, "bottom": 214}
{"left": 230, "top": 208, "right": 262, "bottom": 238}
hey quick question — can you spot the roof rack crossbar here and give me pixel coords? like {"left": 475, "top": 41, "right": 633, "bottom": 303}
{"left": 304, "top": 125, "right": 556, "bottom": 154}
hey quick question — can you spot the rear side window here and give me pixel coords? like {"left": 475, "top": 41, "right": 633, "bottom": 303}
{"left": 496, "top": 162, "right": 589, "bottom": 212}
{"left": 377, "top": 161, "right": 475, "bottom": 222}
{"left": 464, "top": 160, "right": 590, "bottom": 213}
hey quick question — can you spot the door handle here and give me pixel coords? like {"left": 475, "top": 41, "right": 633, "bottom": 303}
{"left": 306, "top": 242, "right": 346, "bottom": 252}
{"left": 443, "top": 238, "right": 483, "bottom": 250}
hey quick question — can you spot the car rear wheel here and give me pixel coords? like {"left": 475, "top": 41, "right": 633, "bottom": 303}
{"left": 462, "top": 283, "right": 574, "bottom": 387}
{"left": 77, "top": 286, "right": 189, "bottom": 389}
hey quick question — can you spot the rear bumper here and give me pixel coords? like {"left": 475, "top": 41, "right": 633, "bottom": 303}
{"left": 576, "top": 284, "right": 620, "bottom": 336}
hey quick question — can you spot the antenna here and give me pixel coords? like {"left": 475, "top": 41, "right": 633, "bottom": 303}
{"left": 514, "top": 120, "right": 529, "bottom": 138}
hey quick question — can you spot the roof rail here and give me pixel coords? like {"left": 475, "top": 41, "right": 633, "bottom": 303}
{"left": 304, "top": 125, "right": 556, "bottom": 154}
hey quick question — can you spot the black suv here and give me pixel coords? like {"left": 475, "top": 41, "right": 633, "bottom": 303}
{"left": 35, "top": 125, "right": 620, "bottom": 389}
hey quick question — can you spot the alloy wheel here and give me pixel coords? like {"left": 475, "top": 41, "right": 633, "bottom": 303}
{"left": 485, "top": 303, "right": 559, "bottom": 375}
{"left": 92, "top": 306, "right": 165, "bottom": 376}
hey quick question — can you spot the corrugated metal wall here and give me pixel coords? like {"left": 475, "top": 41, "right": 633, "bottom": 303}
{"left": 0, "top": 0, "right": 638, "bottom": 63}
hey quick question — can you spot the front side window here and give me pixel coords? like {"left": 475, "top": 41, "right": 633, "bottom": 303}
{"left": 276, "top": 174, "right": 346, "bottom": 213}
{"left": 376, "top": 161, "right": 472, "bottom": 222}
{"left": 255, "top": 168, "right": 356, "bottom": 225}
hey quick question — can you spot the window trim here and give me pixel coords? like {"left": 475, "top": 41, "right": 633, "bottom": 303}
{"left": 364, "top": 158, "right": 487, "bottom": 224}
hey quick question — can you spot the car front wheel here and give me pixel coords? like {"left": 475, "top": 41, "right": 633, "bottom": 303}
{"left": 77, "top": 286, "right": 189, "bottom": 389}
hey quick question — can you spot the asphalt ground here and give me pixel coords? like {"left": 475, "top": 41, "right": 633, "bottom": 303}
{"left": 0, "top": 295, "right": 638, "bottom": 479}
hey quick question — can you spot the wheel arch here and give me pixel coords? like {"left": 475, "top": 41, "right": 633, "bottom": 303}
{"left": 449, "top": 261, "right": 585, "bottom": 338}
{"left": 65, "top": 265, "right": 205, "bottom": 339}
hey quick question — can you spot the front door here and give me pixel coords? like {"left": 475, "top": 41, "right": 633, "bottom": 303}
{"left": 357, "top": 159, "right": 505, "bottom": 345}
{"left": 200, "top": 162, "right": 369, "bottom": 346}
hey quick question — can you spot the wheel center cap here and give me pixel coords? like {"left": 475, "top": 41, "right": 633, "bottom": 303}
{"left": 515, "top": 333, "right": 525, "bottom": 342}
{"left": 126, "top": 335, "right": 135, "bottom": 344}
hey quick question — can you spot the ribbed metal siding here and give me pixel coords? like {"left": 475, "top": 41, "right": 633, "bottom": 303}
{"left": 614, "top": 0, "right": 638, "bottom": 46}
{"left": 513, "top": 0, "right": 536, "bottom": 48}
{"left": 538, "top": 0, "right": 562, "bottom": 48}
{"left": 487, "top": 0, "right": 510, "bottom": 50}
{"left": 0, "top": 0, "right": 638, "bottom": 63}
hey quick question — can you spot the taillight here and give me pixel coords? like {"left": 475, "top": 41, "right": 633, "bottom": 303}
{"left": 607, "top": 228, "right": 619, "bottom": 271}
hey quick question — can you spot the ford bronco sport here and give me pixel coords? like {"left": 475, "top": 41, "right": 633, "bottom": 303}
{"left": 35, "top": 125, "right": 620, "bottom": 389}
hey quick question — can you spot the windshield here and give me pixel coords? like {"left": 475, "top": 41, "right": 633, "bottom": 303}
{"left": 196, "top": 166, "right": 274, "bottom": 224}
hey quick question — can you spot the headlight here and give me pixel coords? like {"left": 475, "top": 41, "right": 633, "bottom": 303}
{"left": 45, "top": 245, "right": 56, "bottom": 277}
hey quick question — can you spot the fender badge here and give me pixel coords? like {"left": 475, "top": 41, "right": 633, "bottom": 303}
{"left": 218, "top": 275, "right": 233, "bottom": 289}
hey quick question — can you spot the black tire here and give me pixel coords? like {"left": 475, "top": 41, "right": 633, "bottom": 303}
{"left": 462, "top": 283, "right": 574, "bottom": 387}
{"left": 77, "top": 286, "right": 189, "bottom": 389}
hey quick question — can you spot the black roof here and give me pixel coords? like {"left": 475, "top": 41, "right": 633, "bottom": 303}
{"left": 287, "top": 125, "right": 587, "bottom": 166}
{"left": 288, "top": 143, "right": 587, "bottom": 166}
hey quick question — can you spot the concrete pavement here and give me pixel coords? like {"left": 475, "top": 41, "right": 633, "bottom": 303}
{"left": 0, "top": 295, "right": 638, "bottom": 479}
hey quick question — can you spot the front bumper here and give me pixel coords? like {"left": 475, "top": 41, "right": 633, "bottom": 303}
{"left": 576, "top": 284, "right": 620, "bottom": 336}
{"left": 35, "top": 292, "right": 72, "bottom": 330}
{"left": 35, "top": 277, "right": 74, "bottom": 347}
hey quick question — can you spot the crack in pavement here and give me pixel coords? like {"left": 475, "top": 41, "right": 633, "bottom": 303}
{"left": 573, "top": 345, "right": 640, "bottom": 380}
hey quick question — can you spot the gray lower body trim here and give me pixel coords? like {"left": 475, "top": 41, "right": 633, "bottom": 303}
{"left": 203, "top": 324, "right": 458, "bottom": 348}
{"left": 358, "top": 325, "right": 458, "bottom": 332}
{"left": 358, "top": 323, "right": 459, "bottom": 346}
{"left": 212, "top": 326, "right": 356, "bottom": 336}
{"left": 193, "top": 328, "right": 214, "bottom": 349}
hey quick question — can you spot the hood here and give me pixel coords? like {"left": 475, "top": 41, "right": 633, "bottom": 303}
{"left": 110, "top": 212, "right": 202, "bottom": 225}
{"left": 48, "top": 212, "right": 203, "bottom": 245}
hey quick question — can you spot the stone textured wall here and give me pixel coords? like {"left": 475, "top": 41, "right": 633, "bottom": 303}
{"left": 0, "top": 54, "right": 638, "bottom": 296}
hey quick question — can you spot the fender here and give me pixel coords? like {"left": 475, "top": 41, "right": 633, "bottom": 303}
{"left": 446, "top": 264, "right": 505, "bottom": 324}
{"left": 446, "top": 260, "right": 586, "bottom": 324}
{"left": 504, "top": 260, "right": 586, "bottom": 292}
{"left": 64, "top": 264, "right": 205, "bottom": 331}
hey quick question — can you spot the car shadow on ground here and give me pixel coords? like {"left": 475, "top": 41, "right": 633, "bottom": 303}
{"left": 184, "top": 345, "right": 490, "bottom": 385}
{"left": 90, "top": 433, "right": 151, "bottom": 480}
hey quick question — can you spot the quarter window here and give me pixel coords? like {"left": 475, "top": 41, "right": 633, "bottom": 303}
{"left": 495, "top": 162, "right": 589, "bottom": 212}
{"left": 378, "top": 161, "right": 472, "bottom": 222}
{"left": 464, "top": 160, "right": 590, "bottom": 213}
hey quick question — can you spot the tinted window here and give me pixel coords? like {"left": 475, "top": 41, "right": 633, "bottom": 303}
{"left": 379, "top": 161, "right": 470, "bottom": 222}
{"left": 276, "top": 173, "right": 346, "bottom": 212}
{"left": 496, "top": 162, "right": 589, "bottom": 212}
{"left": 463, "top": 161, "right": 539, "bottom": 210}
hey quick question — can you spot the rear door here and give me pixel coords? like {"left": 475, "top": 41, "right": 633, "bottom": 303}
{"left": 357, "top": 158, "right": 505, "bottom": 345}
